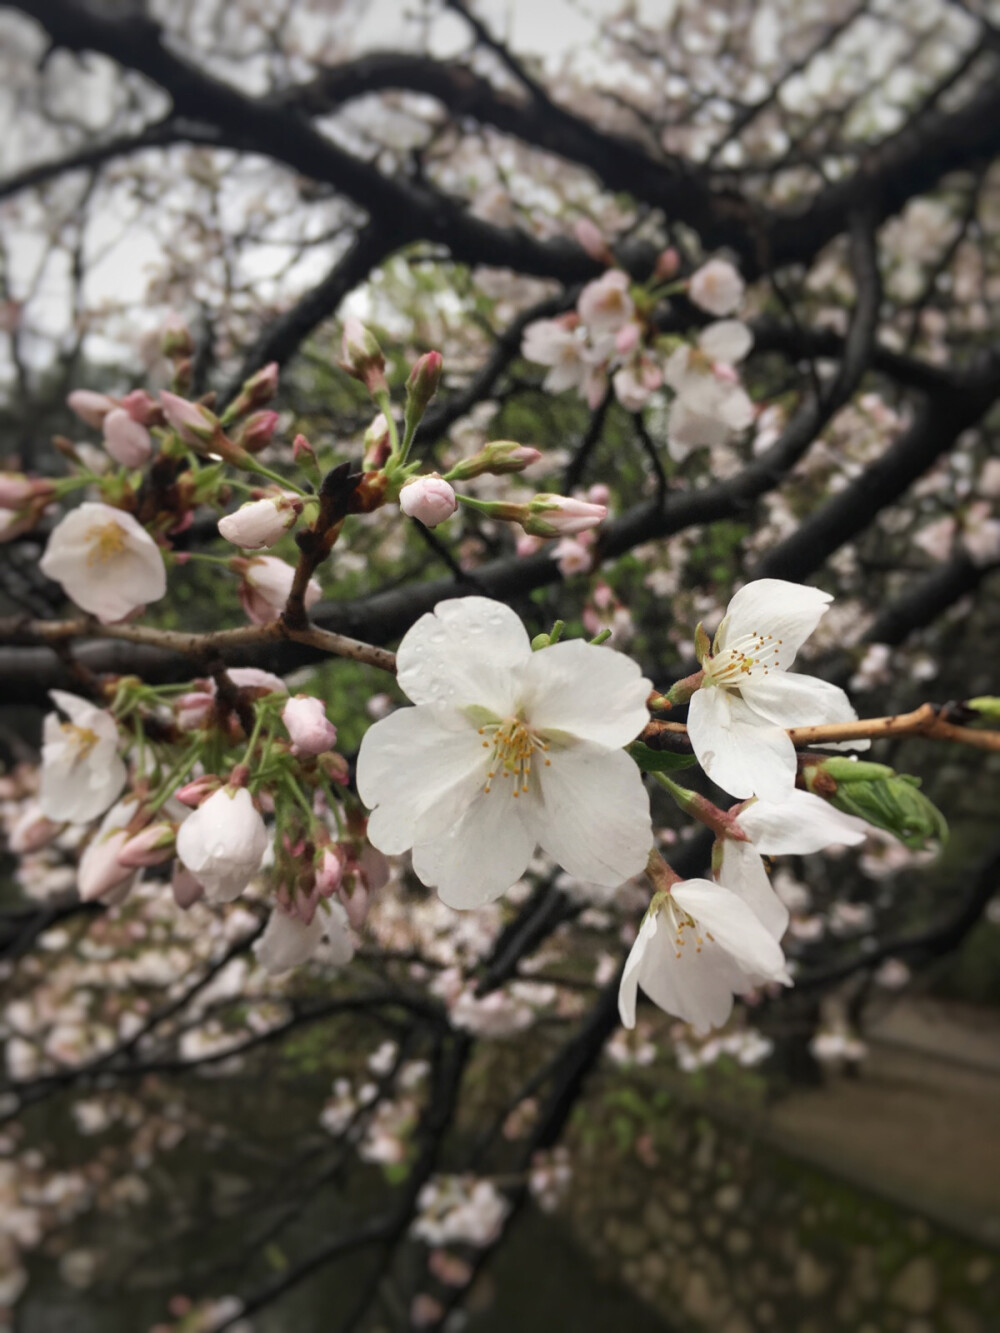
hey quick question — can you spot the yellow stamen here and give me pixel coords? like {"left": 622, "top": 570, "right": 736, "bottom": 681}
{"left": 86, "top": 520, "right": 128, "bottom": 565}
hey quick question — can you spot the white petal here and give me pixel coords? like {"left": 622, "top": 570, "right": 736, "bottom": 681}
{"left": 48, "top": 691, "right": 97, "bottom": 727}
{"left": 395, "top": 597, "right": 531, "bottom": 714}
{"left": 411, "top": 784, "right": 535, "bottom": 908}
{"left": 737, "top": 789, "right": 869, "bottom": 854}
{"left": 698, "top": 320, "right": 753, "bottom": 364}
{"left": 356, "top": 706, "right": 487, "bottom": 856}
{"left": 526, "top": 742, "right": 652, "bottom": 887}
{"left": 687, "top": 687, "right": 796, "bottom": 800}
{"left": 741, "top": 671, "right": 859, "bottom": 729}
{"left": 519, "top": 639, "right": 651, "bottom": 748}
{"left": 618, "top": 912, "right": 657, "bottom": 1028}
{"left": 717, "top": 840, "right": 789, "bottom": 940}
{"left": 254, "top": 910, "right": 324, "bottom": 975}
{"left": 673, "top": 881, "right": 791, "bottom": 986}
{"left": 667, "top": 398, "right": 732, "bottom": 454}
{"left": 628, "top": 902, "right": 739, "bottom": 1034}
{"left": 720, "top": 579, "right": 831, "bottom": 661}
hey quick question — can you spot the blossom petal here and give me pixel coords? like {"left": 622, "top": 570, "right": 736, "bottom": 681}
{"left": 411, "top": 786, "right": 534, "bottom": 909}
{"left": 737, "top": 789, "right": 869, "bottom": 855}
{"left": 672, "top": 880, "right": 791, "bottom": 985}
{"left": 741, "top": 670, "right": 858, "bottom": 729}
{"left": 618, "top": 912, "right": 655, "bottom": 1028}
{"left": 717, "top": 840, "right": 789, "bottom": 940}
{"left": 518, "top": 639, "right": 651, "bottom": 748}
{"left": 687, "top": 687, "right": 796, "bottom": 800}
{"left": 357, "top": 706, "right": 486, "bottom": 856}
{"left": 395, "top": 597, "right": 530, "bottom": 714}
{"left": 624, "top": 902, "right": 740, "bottom": 1035}
{"left": 526, "top": 742, "right": 652, "bottom": 887}
{"left": 720, "top": 579, "right": 831, "bottom": 662}
{"left": 698, "top": 320, "right": 753, "bottom": 365}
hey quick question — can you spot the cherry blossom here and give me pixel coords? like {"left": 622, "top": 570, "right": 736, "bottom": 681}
{"left": 688, "top": 258, "right": 745, "bottom": 317}
{"left": 687, "top": 579, "right": 863, "bottom": 800}
{"left": 237, "top": 556, "right": 321, "bottom": 624}
{"left": 175, "top": 786, "right": 269, "bottom": 903}
{"left": 282, "top": 695, "right": 338, "bottom": 755}
{"left": 735, "top": 788, "right": 869, "bottom": 854}
{"left": 399, "top": 475, "right": 458, "bottom": 527}
{"left": 218, "top": 495, "right": 301, "bottom": 549}
{"left": 618, "top": 880, "right": 791, "bottom": 1034}
{"left": 356, "top": 597, "right": 653, "bottom": 908}
{"left": 40, "top": 691, "right": 126, "bottom": 825}
{"left": 39, "top": 502, "right": 167, "bottom": 624}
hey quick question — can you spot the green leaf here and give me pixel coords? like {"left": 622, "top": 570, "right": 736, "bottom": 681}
{"left": 829, "top": 772, "right": 948, "bottom": 849}
{"left": 628, "top": 741, "right": 698, "bottom": 773}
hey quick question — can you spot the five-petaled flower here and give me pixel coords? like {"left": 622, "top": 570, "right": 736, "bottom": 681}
{"left": 357, "top": 597, "right": 654, "bottom": 908}
{"left": 39, "top": 501, "right": 166, "bottom": 624}
{"left": 686, "top": 579, "right": 863, "bottom": 801}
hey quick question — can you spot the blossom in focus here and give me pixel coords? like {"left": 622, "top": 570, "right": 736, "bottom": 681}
{"left": 399, "top": 475, "right": 458, "bottom": 527}
{"left": 237, "top": 555, "right": 321, "bottom": 625}
{"left": 40, "top": 691, "right": 127, "bottom": 824}
{"left": 39, "top": 502, "right": 167, "bottom": 624}
{"left": 735, "top": 788, "right": 869, "bottom": 854}
{"left": 218, "top": 495, "right": 301, "bottom": 549}
{"left": 618, "top": 880, "right": 791, "bottom": 1034}
{"left": 687, "top": 579, "right": 863, "bottom": 801}
{"left": 688, "top": 259, "right": 744, "bottom": 317}
{"left": 175, "top": 785, "right": 269, "bottom": 902}
{"left": 102, "top": 408, "right": 152, "bottom": 468}
{"left": 357, "top": 597, "right": 653, "bottom": 908}
{"left": 282, "top": 695, "right": 338, "bottom": 755}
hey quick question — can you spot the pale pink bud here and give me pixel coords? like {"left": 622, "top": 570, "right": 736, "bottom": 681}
{"left": 337, "top": 880, "right": 369, "bottom": 930}
{"left": 102, "top": 408, "right": 153, "bottom": 468}
{"left": 446, "top": 441, "right": 542, "bottom": 482}
{"left": 0, "top": 473, "right": 52, "bottom": 509}
{"left": 160, "top": 391, "right": 219, "bottom": 445}
{"left": 234, "top": 409, "right": 279, "bottom": 453}
{"left": 282, "top": 695, "right": 338, "bottom": 755}
{"left": 117, "top": 822, "right": 176, "bottom": 868}
{"left": 399, "top": 475, "right": 457, "bottom": 527}
{"left": 363, "top": 413, "right": 392, "bottom": 470}
{"left": 174, "top": 775, "right": 222, "bottom": 807}
{"left": 67, "top": 389, "right": 116, "bottom": 428}
{"left": 229, "top": 361, "right": 279, "bottom": 416}
{"left": 655, "top": 247, "right": 681, "bottom": 281}
{"left": 316, "top": 845, "right": 346, "bottom": 895}
{"left": 9, "top": 804, "right": 61, "bottom": 853}
{"left": 175, "top": 691, "right": 215, "bottom": 732}
{"left": 575, "top": 218, "right": 614, "bottom": 264}
{"left": 238, "top": 555, "right": 321, "bottom": 625}
{"left": 406, "top": 351, "right": 443, "bottom": 416}
{"left": 218, "top": 494, "right": 300, "bottom": 549}
{"left": 78, "top": 830, "right": 134, "bottom": 902}
{"left": 293, "top": 433, "right": 316, "bottom": 465}
{"left": 523, "top": 493, "right": 607, "bottom": 537}
{"left": 118, "top": 389, "right": 160, "bottom": 425}
{"left": 339, "top": 319, "right": 388, "bottom": 396}
{"left": 171, "top": 864, "right": 204, "bottom": 909}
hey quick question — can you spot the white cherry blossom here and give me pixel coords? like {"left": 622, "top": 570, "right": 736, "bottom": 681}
{"left": 688, "top": 258, "right": 745, "bottom": 317}
{"left": 175, "top": 786, "right": 269, "bottom": 902}
{"left": 40, "top": 691, "right": 126, "bottom": 824}
{"left": 356, "top": 597, "right": 653, "bottom": 909}
{"left": 39, "top": 502, "right": 166, "bottom": 624}
{"left": 619, "top": 880, "right": 791, "bottom": 1034}
{"left": 736, "top": 788, "right": 869, "bottom": 854}
{"left": 687, "top": 579, "right": 863, "bottom": 801}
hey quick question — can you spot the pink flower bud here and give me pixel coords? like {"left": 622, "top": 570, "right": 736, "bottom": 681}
{"left": 615, "top": 322, "right": 641, "bottom": 356}
{"left": 446, "top": 441, "right": 542, "bottom": 482}
{"left": 405, "top": 351, "right": 443, "bottom": 419}
{"left": 234, "top": 361, "right": 279, "bottom": 414}
{"left": 337, "top": 880, "right": 369, "bottom": 929}
{"left": 339, "top": 319, "right": 388, "bottom": 397}
{"left": 103, "top": 408, "right": 153, "bottom": 468}
{"left": 522, "top": 494, "right": 607, "bottom": 538}
{"left": 316, "top": 844, "right": 346, "bottom": 895}
{"left": 9, "top": 804, "right": 61, "bottom": 853}
{"left": 587, "top": 483, "right": 611, "bottom": 507}
{"left": 218, "top": 494, "right": 300, "bottom": 549}
{"left": 282, "top": 695, "right": 338, "bottom": 755}
{"left": 78, "top": 829, "right": 135, "bottom": 902}
{"left": 234, "top": 409, "right": 279, "bottom": 453}
{"left": 293, "top": 433, "right": 316, "bottom": 465}
{"left": 363, "top": 413, "right": 392, "bottom": 471}
{"left": 575, "top": 218, "right": 614, "bottom": 265}
{"left": 175, "top": 690, "right": 215, "bottom": 732}
{"left": 68, "top": 389, "right": 117, "bottom": 429}
{"left": 162, "top": 315, "right": 194, "bottom": 359}
{"left": 0, "top": 473, "right": 53, "bottom": 509}
{"left": 117, "top": 822, "right": 176, "bottom": 868}
{"left": 399, "top": 475, "right": 457, "bottom": 527}
{"left": 655, "top": 247, "right": 681, "bottom": 281}
{"left": 160, "top": 391, "right": 220, "bottom": 445}
{"left": 175, "top": 774, "right": 222, "bottom": 807}
{"left": 118, "top": 389, "right": 160, "bottom": 426}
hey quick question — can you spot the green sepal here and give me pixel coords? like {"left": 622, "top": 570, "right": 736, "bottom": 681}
{"left": 828, "top": 772, "right": 948, "bottom": 850}
{"left": 628, "top": 741, "right": 698, "bottom": 773}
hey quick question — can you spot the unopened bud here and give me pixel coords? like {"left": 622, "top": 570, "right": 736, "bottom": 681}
{"left": 404, "top": 350, "right": 443, "bottom": 426}
{"left": 0, "top": 473, "right": 53, "bottom": 510}
{"left": 655, "top": 247, "right": 681, "bottom": 282}
{"left": 807, "top": 759, "right": 948, "bottom": 850}
{"left": 225, "top": 362, "right": 280, "bottom": 421}
{"left": 162, "top": 314, "right": 194, "bottom": 359}
{"left": 234, "top": 409, "right": 279, "bottom": 453}
{"left": 363, "top": 413, "right": 392, "bottom": 471}
{"left": 445, "top": 440, "right": 542, "bottom": 482}
{"left": 160, "top": 392, "right": 251, "bottom": 466}
{"left": 175, "top": 774, "right": 222, "bottom": 807}
{"left": 118, "top": 822, "right": 176, "bottom": 868}
{"left": 102, "top": 408, "right": 153, "bottom": 468}
{"left": 339, "top": 318, "right": 388, "bottom": 397}
{"left": 293, "top": 433, "right": 317, "bottom": 466}
{"left": 218, "top": 493, "right": 301, "bottom": 549}
{"left": 399, "top": 474, "right": 457, "bottom": 527}
{"left": 67, "top": 389, "right": 116, "bottom": 429}
{"left": 521, "top": 493, "right": 607, "bottom": 538}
